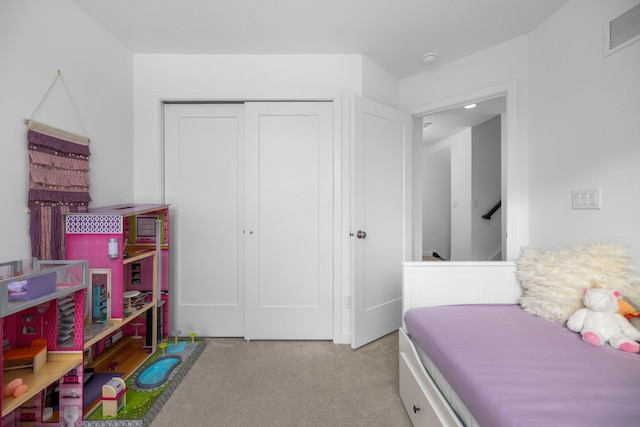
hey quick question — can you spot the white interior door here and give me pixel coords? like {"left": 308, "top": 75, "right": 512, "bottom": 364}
{"left": 244, "top": 102, "right": 333, "bottom": 340}
{"left": 164, "top": 103, "right": 244, "bottom": 336}
{"left": 352, "top": 96, "right": 412, "bottom": 349}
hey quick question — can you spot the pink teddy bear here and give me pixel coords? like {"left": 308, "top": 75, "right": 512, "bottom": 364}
{"left": 566, "top": 288, "right": 640, "bottom": 353}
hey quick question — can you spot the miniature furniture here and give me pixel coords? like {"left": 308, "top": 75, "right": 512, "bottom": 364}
{"left": 63, "top": 405, "right": 80, "bottom": 425}
{"left": 0, "top": 258, "right": 89, "bottom": 420}
{"left": 101, "top": 376, "right": 127, "bottom": 417}
{"left": 123, "top": 290, "right": 140, "bottom": 316}
{"left": 131, "top": 323, "right": 144, "bottom": 339}
{"left": 2, "top": 338, "right": 47, "bottom": 373}
{"left": 3, "top": 378, "right": 27, "bottom": 398}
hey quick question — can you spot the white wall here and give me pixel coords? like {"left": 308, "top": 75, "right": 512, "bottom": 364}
{"left": 422, "top": 146, "right": 451, "bottom": 259}
{"left": 0, "top": 0, "right": 133, "bottom": 261}
{"left": 400, "top": 36, "right": 528, "bottom": 113}
{"left": 450, "top": 129, "right": 473, "bottom": 260}
{"left": 132, "top": 54, "right": 362, "bottom": 202}
{"left": 132, "top": 54, "right": 365, "bottom": 343}
{"left": 404, "top": 0, "right": 640, "bottom": 266}
{"left": 471, "top": 116, "right": 502, "bottom": 260}
{"left": 362, "top": 57, "right": 400, "bottom": 109}
{"left": 527, "top": 0, "right": 640, "bottom": 263}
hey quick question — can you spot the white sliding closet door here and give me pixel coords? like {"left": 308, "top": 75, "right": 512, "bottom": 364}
{"left": 165, "top": 102, "right": 333, "bottom": 339}
{"left": 164, "top": 103, "right": 245, "bottom": 336}
{"left": 244, "top": 102, "right": 333, "bottom": 340}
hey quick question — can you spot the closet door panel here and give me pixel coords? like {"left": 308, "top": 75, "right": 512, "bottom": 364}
{"left": 164, "top": 103, "right": 244, "bottom": 336}
{"left": 244, "top": 102, "right": 333, "bottom": 339}
{"left": 259, "top": 116, "right": 320, "bottom": 305}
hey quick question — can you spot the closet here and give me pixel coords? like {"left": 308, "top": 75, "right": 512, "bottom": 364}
{"left": 164, "top": 102, "right": 333, "bottom": 339}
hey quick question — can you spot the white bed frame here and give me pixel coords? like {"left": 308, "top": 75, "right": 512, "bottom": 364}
{"left": 399, "top": 261, "right": 521, "bottom": 427}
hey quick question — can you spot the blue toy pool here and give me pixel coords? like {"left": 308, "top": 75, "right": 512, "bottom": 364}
{"left": 167, "top": 341, "right": 187, "bottom": 353}
{"left": 135, "top": 355, "right": 182, "bottom": 389}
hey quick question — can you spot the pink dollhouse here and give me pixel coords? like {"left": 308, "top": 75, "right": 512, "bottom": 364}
{"left": 1, "top": 259, "right": 89, "bottom": 425}
{"left": 65, "top": 204, "right": 170, "bottom": 344}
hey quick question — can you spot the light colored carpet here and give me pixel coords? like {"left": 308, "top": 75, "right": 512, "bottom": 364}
{"left": 150, "top": 330, "right": 412, "bottom": 426}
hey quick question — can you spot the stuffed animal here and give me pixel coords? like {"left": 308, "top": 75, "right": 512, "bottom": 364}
{"left": 566, "top": 288, "right": 640, "bottom": 353}
{"left": 618, "top": 299, "right": 637, "bottom": 317}
{"left": 618, "top": 299, "right": 640, "bottom": 333}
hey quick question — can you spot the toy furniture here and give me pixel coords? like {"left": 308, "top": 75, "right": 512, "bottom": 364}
{"left": 3, "top": 378, "right": 26, "bottom": 397}
{"left": 0, "top": 258, "right": 89, "bottom": 420}
{"left": 123, "top": 290, "right": 140, "bottom": 316}
{"left": 400, "top": 260, "right": 640, "bottom": 427}
{"left": 101, "top": 377, "right": 127, "bottom": 417}
{"left": 63, "top": 405, "right": 80, "bottom": 425}
{"left": 131, "top": 322, "right": 144, "bottom": 339}
{"left": 2, "top": 338, "right": 47, "bottom": 373}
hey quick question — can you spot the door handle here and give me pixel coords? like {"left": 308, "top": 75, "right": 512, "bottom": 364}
{"left": 356, "top": 230, "right": 367, "bottom": 239}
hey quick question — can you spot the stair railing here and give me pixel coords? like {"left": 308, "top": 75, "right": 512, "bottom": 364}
{"left": 482, "top": 200, "right": 501, "bottom": 220}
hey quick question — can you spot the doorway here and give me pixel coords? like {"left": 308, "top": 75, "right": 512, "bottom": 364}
{"left": 422, "top": 99, "right": 504, "bottom": 261}
{"left": 413, "top": 83, "right": 519, "bottom": 262}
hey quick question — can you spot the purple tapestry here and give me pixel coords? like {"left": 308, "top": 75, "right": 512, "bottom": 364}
{"left": 28, "top": 129, "right": 91, "bottom": 260}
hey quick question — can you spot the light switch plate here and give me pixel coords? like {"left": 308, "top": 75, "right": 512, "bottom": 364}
{"left": 572, "top": 188, "right": 601, "bottom": 210}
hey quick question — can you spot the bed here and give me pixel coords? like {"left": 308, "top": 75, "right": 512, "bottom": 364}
{"left": 399, "top": 260, "right": 640, "bottom": 427}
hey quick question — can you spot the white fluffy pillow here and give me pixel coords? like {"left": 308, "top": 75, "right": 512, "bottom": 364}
{"left": 516, "top": 241, "right": 640, "bottom": 323}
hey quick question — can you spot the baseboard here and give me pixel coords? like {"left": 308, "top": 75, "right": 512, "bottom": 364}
{"left": 333, "top": 332, "right": 351, "bottom": 345}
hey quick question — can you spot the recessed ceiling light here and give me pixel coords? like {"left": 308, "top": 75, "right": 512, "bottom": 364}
{"left": 421, "top": 53, "right": 438, "bottom": 65}
{"left": 464, "top": 104, "right": 477, "bottom": 109}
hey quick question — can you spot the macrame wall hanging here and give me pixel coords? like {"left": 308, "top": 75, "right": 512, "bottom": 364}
{"left": 25, "top": 70, "right": 91, "bottom": 260}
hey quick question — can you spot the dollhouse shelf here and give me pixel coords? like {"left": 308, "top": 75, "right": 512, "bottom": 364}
{"left": 2, "top": 352, "right": 82, "bottom": 416}
{"left": 123, "top": 248, "right": 156, "bottom": 265}
{"left": 81, "top": 301, "right": 156, "bottom": 349}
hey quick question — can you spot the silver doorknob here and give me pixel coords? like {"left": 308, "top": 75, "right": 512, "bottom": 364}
{"left": 356, "top": 230, "right": 367, "bottom": 239}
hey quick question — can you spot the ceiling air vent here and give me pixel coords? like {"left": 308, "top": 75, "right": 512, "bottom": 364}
{"left": 605, "top": 2, "right": 640, "bottom": 56}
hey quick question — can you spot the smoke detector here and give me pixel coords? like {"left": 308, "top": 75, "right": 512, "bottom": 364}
{"left": 421, "top": 52, "right": 438, "bottom": 65}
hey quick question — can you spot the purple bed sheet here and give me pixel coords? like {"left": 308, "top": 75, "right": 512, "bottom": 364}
{"left": 404, "top": 304, "right": 640, "bottom": 427}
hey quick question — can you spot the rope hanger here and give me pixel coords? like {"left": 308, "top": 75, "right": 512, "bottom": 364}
{"left": 24, "top": 69, "right": 90, "bottom": 144}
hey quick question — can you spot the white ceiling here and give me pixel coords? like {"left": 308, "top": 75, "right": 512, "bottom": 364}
{"left": 71, "top": 0, "right": 568, "bottom": 80}
{"left": 422, "top": 96, "right": 506, "bottom": 146}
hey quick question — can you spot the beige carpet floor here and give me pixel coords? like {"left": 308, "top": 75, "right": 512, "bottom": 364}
{"left": 150, "top": 330, "right": 412, "bottom": 426}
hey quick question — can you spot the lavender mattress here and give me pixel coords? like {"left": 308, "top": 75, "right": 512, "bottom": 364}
{"left": 404, "top": 304, "right": 640, "bottom": 427}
